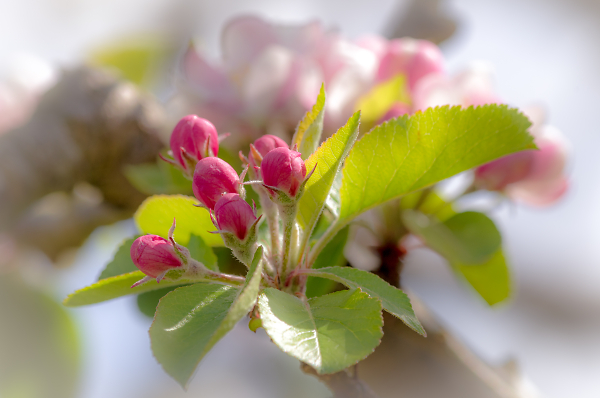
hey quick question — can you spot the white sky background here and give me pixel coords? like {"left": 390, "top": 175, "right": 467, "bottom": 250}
{"left": 1, "top": 0, "right": 600, "bottom": 397}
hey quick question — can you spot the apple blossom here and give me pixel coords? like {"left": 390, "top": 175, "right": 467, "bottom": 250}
{"left": 169, "top": 115, "right": 219, "bottom": 172}
{"left": 193, "top": 157, "right": 240, "bottom": 209}
{"left": 260, "top": 147, "right": 306, "bottom": 198}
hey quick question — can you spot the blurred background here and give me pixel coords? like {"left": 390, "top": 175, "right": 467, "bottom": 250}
{"left": 0, "top": 0, "right": 599, "bottom": 397}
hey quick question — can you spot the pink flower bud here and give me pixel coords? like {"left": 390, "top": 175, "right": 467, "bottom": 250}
{"left": 170, "top": 115, "right": 219, "bottom": 171}
{"left": 193, "top": 157, "right": 240, "bottom": 209}
{"left": 254, "top": 134, "right": 288, "bottom": 157}
{"left": 214, "top": 193, "right": 257, "bottom": 240}
{"left": 130, "top": 235, "right": 183, "bottom": 278}
{"left": 261, "top": 147, "right": 306, "bottom": 197}
{"left": 377, "top": 39, "right": 444, "bottom": 92}
{"left": 249, "top": 134, "right": 288, "bottom": 167}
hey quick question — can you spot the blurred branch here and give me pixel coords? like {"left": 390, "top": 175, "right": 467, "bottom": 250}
{"left": 300, "top": 363, "right": 379, "bottom": 398}
{"left": 385, "top": 0, "right": 458, "bottom": 44}
{"left": 0, "top": 66, "right": 165, "bottom": 259}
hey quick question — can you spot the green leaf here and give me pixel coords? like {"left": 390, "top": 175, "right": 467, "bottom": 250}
{"left": 403, "top": 210, "right": 501, "bottom": 265}
{"left": 292, "top": 84, "right": 326, "bottom": 159}
{"left": 187, "top": 234, "right": 218, "bottom": 272}
{"left": 134, "top": 195, "right": 223, "bottom": 247}
{"left": 306, "top": 226, "right": 350, "bottom": 299}
{"left": 400, "top": 190, "right": 457, "bottom": 221}
{"left": 338, "top": 105, "right": 534, "bottom": 227}
{"left": 124, "top": 160, "right": 193, "bottom": 196}
{"left": 64, "top": 271, "right": 201, "bottom": 307}
{"left": 297, "top": 112, "right": 360, "bottom": 240}
{"left": 258, "top": 288, "right": 383, "bottom": 374}
{"left": 1, "top": 275, "right": 80, "bottom": 398}
{"left": 324, "top": 169, "right": 342, "bottom": 218}
{"left": 453, "top": 250, "right": 511, "bottom": 306}
{"left": 137, "top": 285, "right": 184, "bottom": 318}
{"left": 98, "top": 237, "right": 139, "bottom": 280}
{"left": 306, "top": 267, "right": 425, "bottom": 335}
{"left": 354, "top": 74, "right": 410, "bottom": 131}
{"left": 150, "top": 247, "right": 264, "bottom": 387}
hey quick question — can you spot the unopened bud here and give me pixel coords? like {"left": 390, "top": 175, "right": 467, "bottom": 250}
{"left": 250, "top": 134, "right": 288, "bottom": 166}
{"left": 193, "top": 157, "right": 240, "bottom": 209}
{"left": 214, "top": 193, "right": 258, "bottom": 241}
{"left": 130, "top": 235, "right": 184, "bottom": 284}
{"left": 170, "top": 115, "right": 219, "bottom": 172}
{"left": 260, "top": 147, "right": 307, "bottom": 198}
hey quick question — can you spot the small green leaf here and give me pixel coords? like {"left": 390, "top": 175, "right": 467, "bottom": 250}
{"left": 453, "top": 250, "right": 511, "bottom": 306}
{"left": 98, "top": 237, "right": 139, "bottom": 280}
{"left": 292, "top": 84, "right": 326, "bottom": 159}
{"left": 64, "top": 272, "right": 200, "bottom": 307}
{"left": 150, "top": 247, "right": 264, "bottom": 387}
{"left": 134, "top": 195, "right": 223, "bottom": 247}
{"left": 258, "top": 288, "right": 383, "bottom": 374}
{"left": 354, "top": 74, "right": 410, "bottom": 131}
{"left": 306, "top": 267, "right": 425, "bottom": 335}
{"left": 187, "top": 234, "right": 218, "bottom": 272}
{"left": 400, "top": 190, "right": 457, "bottom": 221}
{"left": 124, "top": 161, "right": 193, "bottom": 196}
{"left": 137, "top": 285, "right": 184, "bottom": 318}
{"left": 338, "top": 105, "right": 534, "bottom": 227}
{"left": 403, "top": 210, "right": 501, "bottom": 265}
{"left": 297, "top": 112, "right": 360, "bottom": 240}
{"left": 306, "top": 226, "right": 350, "bottom": 299}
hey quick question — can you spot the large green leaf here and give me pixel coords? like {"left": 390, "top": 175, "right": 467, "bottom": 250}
{"left": 150, "top": 247, "right": 264, "bottom": 387}
{"left": 292, "top": 84, "right": 326, "bottom": 159}
{"left": 258, "top": 288, "right": 383, "bottom": 374}
{"left": 98, "top": 237, "right": 139, "bottom": 280}
{"left": 453, "top": 250, "right": 511, "bottom": 306}
{"left": 134, "top": 195, "right": 223, "bottom": 246}
{"left": 306, "top": 267, "right": 424, "bottom": 335}
{"left": 403, "top": 210, "right": 501, "bottom": 265}
{"left": 305, "top": 226, "right": 349, "bottom": 299}
{"left": 297, "top": 112, "right": 360, "bottom": 238}
{"left": 338, "top": 105, "right": 533, "bottom": 226}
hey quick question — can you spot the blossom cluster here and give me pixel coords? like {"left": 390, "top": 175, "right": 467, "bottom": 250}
{"left": 131, "top": 115, "right": 308, "bottom": 283}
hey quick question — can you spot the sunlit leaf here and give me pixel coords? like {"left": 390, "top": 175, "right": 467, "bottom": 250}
{"left": 187, "top": 234, "right": 218, "bottom": 272}
{"left": 338, "top": 105, "right": 534, "bottom": 226}
{"left": 306, "top": 267, "right": 424, "bottom": 335}
{"left": 403, "top": 210, "right": 501, "bottom": 265}
{"left": 258, "top": 288, "right": 383, "bottom": 374}
{"left": 297, "top": 111, "right": 360, "bottom": 241}
{"left": 292, "top": 84, "right": 326, "bottom": 159}
{"left": 124, "top": 160, "right": 193, "bottom": 196}
{"left": 134, "top": 195, "right": 223, "bottom": 247}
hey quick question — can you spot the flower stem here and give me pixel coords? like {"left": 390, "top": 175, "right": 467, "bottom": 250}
{"left": 280, "top": 204, "right": 297, "bottom": 280}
